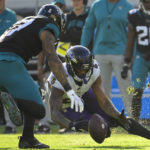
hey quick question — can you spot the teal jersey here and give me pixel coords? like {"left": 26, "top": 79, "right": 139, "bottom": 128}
{"left": 81, "top": 0, "right": 133, "bottom": 55}
{"left": 0, "top": 8, "right": 17, "bottom": 36}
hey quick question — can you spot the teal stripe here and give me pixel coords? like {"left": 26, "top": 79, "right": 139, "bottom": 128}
{"left": 0, "top": 52, "right": 26, "bottom": 64}
{"left": 39, "top": 23, "right": 60, "bottom": 39}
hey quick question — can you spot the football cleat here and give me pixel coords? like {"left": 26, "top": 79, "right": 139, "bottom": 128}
{"left": 19, "top": 136, "right": 50, "bottom": 149}
{"left": 0, "top": 91, "right": 22, "bottom": 126}
{"left": 35, "top": 125, "right": 50, "bottom": 134}
{"left": 3, "top": 126, "right": 16, "bottom": 134}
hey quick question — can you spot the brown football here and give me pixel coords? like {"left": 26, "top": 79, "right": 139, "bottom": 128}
{"left": 88, "top": 113, "right": 108, "bottom": 143}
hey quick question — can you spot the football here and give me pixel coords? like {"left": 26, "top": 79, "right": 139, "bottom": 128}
{"left": 88, "top": 113, "right": 108, "bottom": 144}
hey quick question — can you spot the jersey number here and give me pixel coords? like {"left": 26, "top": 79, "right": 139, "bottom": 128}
{"left": 136, "top": 26, "right": 150, "bottom": 46}
{"left": 7, "top": 18, "right": 34, "bottom": 36}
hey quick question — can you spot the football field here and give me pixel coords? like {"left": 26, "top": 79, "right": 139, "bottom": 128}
{"left": 0, "top": 127, "right": 150, "bottom": 150}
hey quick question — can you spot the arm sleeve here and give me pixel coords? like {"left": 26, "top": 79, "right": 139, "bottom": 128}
{"left": 48, "top": 73, "right": 64, "bottom": 91}
{"left": 80, "top": 5, "right": 96, "bottom": 48}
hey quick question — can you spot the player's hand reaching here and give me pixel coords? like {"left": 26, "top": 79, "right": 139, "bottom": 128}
{"left": 66, "top": 89, "right": 84, "bottom": 112}
{"left": 117, "top": 110, "right": 150, "bottom": 139}
{"left": 117, "top": 109, "right": 130, "bottom": 130}
{"left": 68, "top": 120, "right": 88, "bottom": 132}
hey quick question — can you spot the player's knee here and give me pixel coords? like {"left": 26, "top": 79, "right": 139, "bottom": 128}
{"left": 25, "top": 103, "right": 45, "bottom": 119}
{"left": 16, "top": 99, "right": 45, "bottom": 119}
{"left": 35, "top": 104, "right": 45, "bottom": 119}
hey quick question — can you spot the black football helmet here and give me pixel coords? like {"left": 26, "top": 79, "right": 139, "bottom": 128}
{"left": 37, "top": 4, "right": 66, "bottom": 32}
{"left": 65, "top": 45, "right": 93, "bottom": 84}
{"left": 139, "top": 0, "right": 150, "bottom": 15}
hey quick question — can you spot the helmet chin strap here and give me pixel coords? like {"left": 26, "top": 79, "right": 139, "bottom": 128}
{"left": 140, "top": 2, "right": 150, "bottom": 15}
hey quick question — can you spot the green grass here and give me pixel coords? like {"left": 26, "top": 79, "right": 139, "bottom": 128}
{"left": 0, "top": 125, "right": 150, "bottom": 150}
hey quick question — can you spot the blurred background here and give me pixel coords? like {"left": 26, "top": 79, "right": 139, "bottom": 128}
{"left": 5, "top": 0, "right": 139, "bottom": 17}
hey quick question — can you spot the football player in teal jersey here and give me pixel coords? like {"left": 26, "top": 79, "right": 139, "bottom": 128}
{"left": 121, "top": 0, "right": 150, "bottom": 121}
{"left": 0, "top": 4, "right": 84, "bottom": 149}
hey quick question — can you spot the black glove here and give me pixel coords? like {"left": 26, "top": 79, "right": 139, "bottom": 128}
{"left": 117, "top": 110, "right": 150, "bottom": 139}
{"left": 68, "top": 120, "right": 88, "bottom": 132}
{"left": 105, "top": 127, "right": 111, "bottom": 138}
{"left": 117, "top": 109, "right": 130, "bottom": 130}
{"left": 121, "top": 64, "right": 129, "bottom": 79}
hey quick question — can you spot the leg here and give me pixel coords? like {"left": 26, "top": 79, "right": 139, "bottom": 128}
{"left": 35, "top": 95, "right": 51, "bottom": 134}
{"left": 95, "top": 55, "right": 113, "bottom": 98}
{"left": 36, "top": 73, "right": 52, "bottom": 133}
{"left": 3, "top": 107, "right": 16, "bottom": 133}
{"left": 112, "top": 55, "right": 133, "bottom": 117}
{"left": 132, "top": 88, "right": 143, "bottom": 121}
{"left": 0, "top": 60, "right": 49, "bottom": 148}
{"left": 131, "top": 55, "right": 148, "bottom": 121}
{"left": 0, "top": 100, "right": 5, "bottom": 125}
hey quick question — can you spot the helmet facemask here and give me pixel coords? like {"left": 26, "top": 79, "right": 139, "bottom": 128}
{"left": 66, "top": 49, "right": 93, "bottom": 85}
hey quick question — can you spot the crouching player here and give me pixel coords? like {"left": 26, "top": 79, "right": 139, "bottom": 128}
{"left": 49, "top": 45, "right": 150, "bottom": 140}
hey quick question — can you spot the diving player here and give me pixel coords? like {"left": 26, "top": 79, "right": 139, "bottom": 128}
{"left": 121, "top": 0, "right": 150, "bottom": 121}
{"left": 0, "top": 4, "right": 83, "bottom": 149}
{"left": 49, "top": 45, "right": 150, "bottom": 140}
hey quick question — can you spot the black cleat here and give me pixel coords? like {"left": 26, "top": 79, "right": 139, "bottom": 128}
{"left": 0, "top": 91, "right": 22, "bottom": 126}
{"left": 35, "top": 125, "right": 50, "bottom": 134}
{"left": 19, "top": 136, "right": 50, "bottom": 149}
{"left": 3, "top": 126, "right": 16, "bottom": 134}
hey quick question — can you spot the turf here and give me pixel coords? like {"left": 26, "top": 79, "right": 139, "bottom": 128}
{"left": 0, "top": 126, "right": 150, "bottom": 150}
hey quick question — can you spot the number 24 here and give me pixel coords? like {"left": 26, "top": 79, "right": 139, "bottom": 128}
{"left": 136, "top": 26, "right": 150, "bottom": 46}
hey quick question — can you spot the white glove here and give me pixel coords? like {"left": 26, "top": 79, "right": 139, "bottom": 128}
{"left": 66, "top": 89, "right": 84, "bottom": 112}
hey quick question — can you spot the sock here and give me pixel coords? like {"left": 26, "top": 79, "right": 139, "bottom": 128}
{"left": 132, "top": 88, "right": 143, "bottom": 121}
{"left": 22, "top": 114, "right": 35, "bottom": 139}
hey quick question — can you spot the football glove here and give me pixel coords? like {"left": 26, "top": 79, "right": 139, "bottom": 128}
{"left": 117, "top": 110, "right": 150, "bottom": 139}
{"left": 121, "top": 64, "right": 129, "bottom": 79}
{"left": 66, "top": 89, "right": 84, "bottom": 112}
{"left": 105, "top": 127, "right": 111, "bottom": 138}
{"left": 68, "top": 120, "right": 88, "bottom": 132}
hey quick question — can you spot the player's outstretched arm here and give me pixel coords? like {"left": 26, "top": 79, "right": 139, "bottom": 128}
{"left": 50, "top": 86, "right": 71, "bottom": 128}
{"left": 49, "top": 86, "right": 88, "bottom": 131}
{"left": 40, "top": 30, "right": 70, "bottom": 90}
{"left": 37, "top": 51, "right": 45, "bottom": 83}
{"left": 124, "top": 23, "right": 135, "bottom": 61}
{"left": 118, "top": 110, "right": 150, "bottom": 139}
{"left": 92, "top": 76, "right": 120, "bottom": 119}
{"left": 40, "top": 30, "right": 84, "bottom": 112}
{"left": 92, "top": 76, "right": 150, "bottom": 139}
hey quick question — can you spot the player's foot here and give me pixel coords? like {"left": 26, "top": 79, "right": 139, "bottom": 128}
{"left": 18, "top": 136, "right": 50, "bottom": 149}
{"left": 3, "top": 126, "right": 16, "bottom": 134}
{"left": 35, "top": 125, "right": 50, "bottom": 134}
{"left": 0, "top": 91, "right": 22, "bottom": 126}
